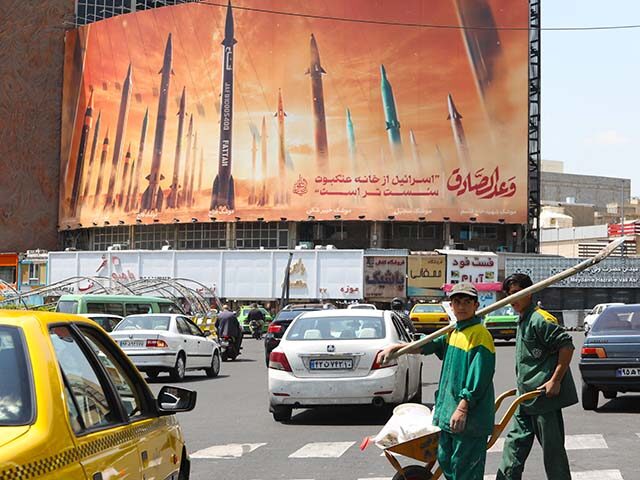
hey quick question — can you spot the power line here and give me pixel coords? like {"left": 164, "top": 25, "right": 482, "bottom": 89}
{"left": 198, "top": 1, "right": 640, "bottom": 32}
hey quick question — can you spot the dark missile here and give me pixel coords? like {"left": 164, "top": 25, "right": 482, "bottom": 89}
{"left": 70, "top": 89, "right": 94, "bottom": 216}
{"left": 187, "top": 131, "right": 197, "bottom": 206}
{"left": 306, "top": 34, "right": 329, "bottom": 169}
{"left": 257, "top": 116, "right": 268, "bottom": 206}
{"left": 197, "top": 146, "right": 204, "bottom": 193}
{"left": 117, "top": 144, "right": 132, "bottom": 208}
{"left": 447, "top": 93, "right": 471, "bottom": 171}
{"left": 82, "top": 110, "right": 101, "bottom": 201}
{"left": 274, "top": 89, "right": 288, "bottom": 205}
{"left": 167, "top": 86, "right": 186, "bottom": 208}
{"left": 180, "top": 114, "right": 193, "bottom": 206}
{"left": 141, "top": 33, "right": 173, "bottom": 212}
{"left": 127, "top": 107, "right": 148, "bottom": 212}
{"left": 105, "top": 64, "right": 132, "bottom": 209}
{"left": 210, "top": 0, "right": 236, "bottom": 211}
{"left": 380, "top": 64, "right": 403, "bottom": 160}
{"left": 248, "top": 123, "right": 259, "bottom": 205}
{"left": 93, "top": 127, "right": 110, "bottom": 208}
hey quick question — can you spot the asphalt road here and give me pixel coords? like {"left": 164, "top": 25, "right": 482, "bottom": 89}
{"left": 147, "top": 333, "right": 640, "bottom": 480}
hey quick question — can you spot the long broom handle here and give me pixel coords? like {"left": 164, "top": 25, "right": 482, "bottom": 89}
{"left": 390, "top": 237, "right": 627, "bottom": 359}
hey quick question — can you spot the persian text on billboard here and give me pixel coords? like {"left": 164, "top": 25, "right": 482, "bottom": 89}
{"left": 364, "top": 256, "right": 406, "bottom": 299}
{"left": 407, "top": 255, "right": 445, "bottom": 294}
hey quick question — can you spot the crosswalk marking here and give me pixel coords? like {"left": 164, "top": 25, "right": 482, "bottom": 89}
{"left": 289, "top": 441, "right": 355, "bottom": 458}
{"left": 487, "top": 434, "right": 607, "bottom": 453}
{"left": 191, "top": 443, "right": 267, "bottom": 459}
{"left": 485, "top": 471, "right": 622, "bottom": 480}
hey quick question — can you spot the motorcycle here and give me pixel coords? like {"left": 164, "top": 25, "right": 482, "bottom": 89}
{"left": 249, "top": 319, "right": 263, "bottom": 340}
{"left": 219, "top": 335, "right": 240, "bottom": 361}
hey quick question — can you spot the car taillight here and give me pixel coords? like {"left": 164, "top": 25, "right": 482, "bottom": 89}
{"left": 581, "top": 346, "right": 607, "bottom": 359}
{"left": 410, "top": 317, "right": 419, "bottom": 322}
{"left": 269, "top": 351, "right": 292, "bottom": 372}
{"left": 372, "top": 350, "right": 398, "bottom": 370}
{"left": 146, "top": 339, "right": 168, "bottom": 348}
{"left": 268, "top": 324, "right": 282, "bottom": 334}
{"left": 440, "top": 317, "right": 448, "bottom": 322}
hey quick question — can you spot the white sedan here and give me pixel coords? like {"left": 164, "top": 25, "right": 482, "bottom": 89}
{"left": 268, "top": 310, "right": 423, "bottom": 422}
{"left": 110, "top": 313, "right": 221, "bottom": 381}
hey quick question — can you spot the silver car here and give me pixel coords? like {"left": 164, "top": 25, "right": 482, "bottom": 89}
{"left": 110, "top": 314, "right": 221, "bottom": 381}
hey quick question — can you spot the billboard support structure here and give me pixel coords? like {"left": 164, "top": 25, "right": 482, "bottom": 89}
{"left": 527, "top": 0, "right": 541, "bottom": 253}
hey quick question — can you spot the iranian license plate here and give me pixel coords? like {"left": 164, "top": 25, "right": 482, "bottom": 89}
{"left": 120, "top": 340, "right": 145, "bottom": 348}
{"left": 500, "top": 330, "right": 515, "bottom": 335}
{"left": 616, "top": 367, "right": 640, "bottom": 377}
{"left": 309, "top": 359, "right": 353, "bottom": 370}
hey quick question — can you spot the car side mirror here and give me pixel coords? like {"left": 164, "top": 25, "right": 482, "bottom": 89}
{"left": 157, "top": 386, "right": 197, "bottom": 414}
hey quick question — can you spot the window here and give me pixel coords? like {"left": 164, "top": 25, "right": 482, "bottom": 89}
{"left": 114, "top": 315, "right": 170, "bottom": 331}
{"left": 57, "top": 300, "right": 79, "bottom": 314}
{"left": 176, "top": 317, "right": 191, "bottom": 335}
{"left": 87, "top": 302, "right": 125, "bottom": 316}
{"left": 236, "top": 222, "right": 289, "bottom": 249}
{"left": 178, "top": 223, "right": 227, "bottom": 249}
{"left": 76, "top": 0, "right": 202, "bottom": 26}
{"left": 78, "top": 327, "right": 145, "bottom": 420}
{"left": 0, "top": 326, "right": 34, "bottom": 425}
{"left": 50, "top": 326, "right": 117, "bottom": 431}
{"left": 412, "top": 304, "right": 445, "bottom": 314}
{"left": 92, "top": 226, "right": 130, "bottom": 251}
{"left": 125, "top": 303, "right": 152, "bottom": 315}
{"left": 186, "top": 319, "right": 204, "bottom": 336}
{"left": 134, "top": 224, "right": 176, "bottom": 250}
{"left": 0, "top": 266, "right": 16, "bottom": 284}
{"left": 391, "top": 315, "right": 411, "bottom": 342}
{"left": 159, "top": 302, "right": 182, "bottom": 313}
{"left": 286, "top": 316, "right": 385, "bottom": 341}
{"left": 386, "top": 223, "right": 436, "bottom": 241}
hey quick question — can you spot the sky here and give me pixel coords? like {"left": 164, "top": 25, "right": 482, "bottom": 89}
{"left": 542, "top": 0, "right": 640, "bottom": 195}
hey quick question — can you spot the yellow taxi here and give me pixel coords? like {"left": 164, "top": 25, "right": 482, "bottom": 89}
{"left": 0, "top": 310, "right": 196, "bottom": 479}
{"left": 409, "top": 302, "right": 451, "bottom": 333}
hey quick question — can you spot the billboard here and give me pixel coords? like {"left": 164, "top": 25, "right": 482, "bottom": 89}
{"left": 364, "top": 256, "right": 406, "bottom": 300}
{"left": 59, "top": 0, "right": 528, "bottom": 228}
{"left": 407, "top": 255, "right": 446, "bottom": 296}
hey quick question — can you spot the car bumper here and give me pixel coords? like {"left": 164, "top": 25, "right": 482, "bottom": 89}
{"left": 413, "top": 323, "right": 449, "bottom": 334}
{"left": 268, "top": 367, "right": 404, "bottom": 407}
{"left": 485, "top": 326, "right": 517, "bottom": 340}
{"left": 580, "top": 360, "right": 640, "bottom": 392}
{"left": 124, "top": 350, "right": 177, "bottom": 369}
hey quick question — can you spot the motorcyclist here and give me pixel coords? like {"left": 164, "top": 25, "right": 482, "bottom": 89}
{"left": 391, "top": 297, "right": 416, "bottom": 334}
{"left": 215, "top": 304, "right": 243, "bottom": 354}
{"left": 247, "top": 303, "right": 265, "bottom": 339}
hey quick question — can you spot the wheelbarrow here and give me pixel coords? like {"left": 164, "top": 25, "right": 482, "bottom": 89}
{"left": 366, "top": 388, "right": 543, "bottom": 480}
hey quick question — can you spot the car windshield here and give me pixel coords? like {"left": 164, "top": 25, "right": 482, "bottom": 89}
{"left": 487, "top": 305, "right": 517, "bottom": 317}
{"left": 276, "top": 310, "right": 315, "bottom": 321}
{"left": 412, "top": 304, "right": 444, "bottom": 313}
{"left": 592, "top": 307, "right": 640, "bottom": 334}
{"left": 56, "top": 300, "right": 78, "bottom": 313}
{"left": 286, "top": 315, "right": 385, "bottom": 340}
{"left": 0, "top": 326, "right": 33, "bottom": 425}
{"left": 114, "top": 315, "right": 171, "bottom": 331}
{"left": 350, "top": 304, "right": 375, "bottom": 310}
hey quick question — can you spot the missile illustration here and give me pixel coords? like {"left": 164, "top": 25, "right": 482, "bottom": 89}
{"left": 124, "top": 154, "right": 136, "bottom": 212}
{"left": 346, "top": 108, "right": 357, "bottom": 169}
{"left": 187, "top": 131, "right": 197, "bottom": 206}
{"left": 210, "top": 0, "right": 237, "bottom": 211}
{"left": 380, "top": 64, "right": 403, "bottom": 159}
{"left": 197, "top": 147, "right": 204, "bottom": 193}
{"left": 127, "top": 108, "right": 148, "bottom": 212}
{"left": 454, "top": 0, "right": 502, "bottom": 122}
{"left": 409, "top": 129, "right": 421, "bottom": 166}
{"left": 180, "top": 114, "right": 194, "bottom": 206}
{"left": 82, "top": 110, "right": 101, "bottom": 201}
{"left": 70, "top": 90, "right": 94, "bottom": 216}
{"left": 93, "top": 127, "right": 110, "bottom": 208}
{"left": 141, "top": 33, "right": 173, "bottom": 212}
{"left": 105, "top": 64, "right": 132, "bottom": 209}
{"left": 274, "top": 89, "right": 288, "bottom": 205}
{"left": 117, "top": 144, "right": 132, "bottom": 208}
{"left": 248, "top": 124, "right": 259, "bottom": 205}
{"left": 447, "top": 93, "right": 471, "bottom": 171}
{"left": 167, "top": 86, "right": 187, "bottom": 208}
{"left": 257, "top": 116, "right": 268, "bottom": 206}
{"left": 306, "top": 34, "right": 329, "bottom": 169}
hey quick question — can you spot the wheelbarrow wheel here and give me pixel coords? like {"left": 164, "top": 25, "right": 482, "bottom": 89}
{"left": 391, "top": 465, "right": 432, "bottom": 480}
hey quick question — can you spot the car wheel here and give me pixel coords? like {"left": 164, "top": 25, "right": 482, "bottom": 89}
{"left": 603, "top": 391, "right": 617, "bottom": 399}
{"left": 581, "top": 381, "right": 599, "bottom": 410}
{"left": 205, "top": 351, "right": 221, "bottom": 378}
{"left": 146, "top": 369, "right": 159, "bottom": 380}
{"left": 171, "top": 353, "right": 186, "bottom": 382}
{"left": 411, "top": 366, "right": 423, "bottom": 404}
{"left": 391, "top": 465, "right": 432, "bottom": 480}
{"left": 272, "top": 405, "right": 292, "bottom": 422}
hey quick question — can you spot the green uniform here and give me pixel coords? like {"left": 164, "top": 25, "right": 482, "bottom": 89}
{"left": 421, "top": 315, "right": 495, "bottom": 480}
{"left": 497, "top": 305, "right": 578, "bottom": 480}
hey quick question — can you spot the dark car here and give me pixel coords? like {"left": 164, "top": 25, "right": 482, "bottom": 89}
{"left": 579, "top": 304, "right": 640, "bottom": 410}
{"left": 263, "top": 303, "right": 336, "bottom": 365}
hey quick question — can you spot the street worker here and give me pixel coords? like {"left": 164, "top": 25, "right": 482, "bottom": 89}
{"left": 378, "top": 282, "right": 495, "bottom": 480}
{"left": 215, "top": 304, "right": 243, "bottom": 352}
{"left": 496, "top": 273, "right": 578, "bottom": 480}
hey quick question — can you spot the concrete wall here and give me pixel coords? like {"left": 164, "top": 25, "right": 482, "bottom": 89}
{"left": 0, "top": 0, "right": 73, "bottom": 251}
{"left": 541, "top": 172, "right": 630, "bottom": 210}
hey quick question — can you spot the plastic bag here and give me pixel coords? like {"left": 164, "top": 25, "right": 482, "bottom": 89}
{"left": 372, "top": 403, "right": 440, "bottom": 449}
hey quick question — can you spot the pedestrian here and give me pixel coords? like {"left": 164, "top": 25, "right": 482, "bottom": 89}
{"left": 215, "top": 304, "right": 243, "bottom": 353}
{"left": 378, "top": 282, "right": 495, "bottom": 480}
{"left": 496, "top": 273, "right": 578, "bottom": 480}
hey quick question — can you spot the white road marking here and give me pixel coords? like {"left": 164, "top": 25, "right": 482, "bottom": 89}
{"left": 289, "top": 441, "right": 355, "bottom": 458}
{"left": 488, "top": 434, "right": 607, "bottom": 453}
{"left": 190, "top": 443, "right": 267, "bottom": 459}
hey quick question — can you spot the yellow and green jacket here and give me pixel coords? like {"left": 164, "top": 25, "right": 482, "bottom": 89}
{"left": 421, "top": 315, "right": 495, "bottom": 437}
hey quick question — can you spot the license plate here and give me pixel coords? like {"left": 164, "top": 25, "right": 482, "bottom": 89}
{"left": 309, "top": 359, "right": 353, "bottom": 370}
{"left": 499, "top": 329, "right": 515, "bottom": 335}
{"left": 120, "top": 340, "right": 145, "bottom": 348}
{"left": 616, "top": 367, "right": 640, "bottom": 377}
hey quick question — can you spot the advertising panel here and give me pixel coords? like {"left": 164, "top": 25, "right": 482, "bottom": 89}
{"left": 444, "top": 251, "right": 498, "bottom": 285}
{"left": 407, "top": 255, "right": 445, "bottom": 296}
{"left": 59, "top": 0, "right": 528, "bottom": 228}
{"left": 364, "top": 256, "right": 406, "bottom": 300}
